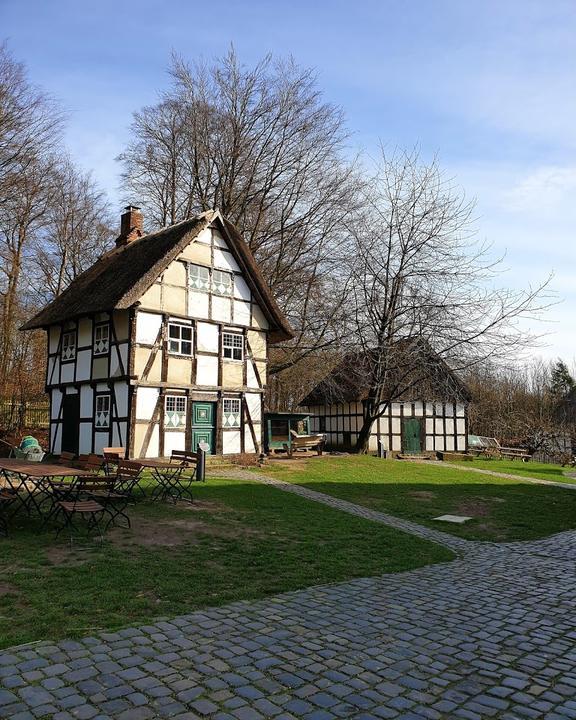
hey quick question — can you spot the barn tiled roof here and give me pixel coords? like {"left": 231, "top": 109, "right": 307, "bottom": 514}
{"left": 21, "top": 211, "right": 293, "bottom": 344}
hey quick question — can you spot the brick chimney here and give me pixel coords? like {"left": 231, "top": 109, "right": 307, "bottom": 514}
{"left": 116, "top": 205, "right": 143, "bottom": 247}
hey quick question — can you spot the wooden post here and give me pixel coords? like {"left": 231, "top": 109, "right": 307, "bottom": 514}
{"left": 197, "top": 446, "right": 206, "bottom": 482}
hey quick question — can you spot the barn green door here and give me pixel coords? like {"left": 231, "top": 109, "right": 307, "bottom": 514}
{"left": 402, "top": 418, "right": 422, "bottom": 454}
{"left": 191, "top": 402, "right": 215, "bottom": 454}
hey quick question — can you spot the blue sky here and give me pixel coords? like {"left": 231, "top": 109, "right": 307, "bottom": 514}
{"left": 2, "top": 0, "right": 575, "bottom": 362}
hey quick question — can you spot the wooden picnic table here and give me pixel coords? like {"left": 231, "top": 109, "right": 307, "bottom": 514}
{"left": 0, "top": 459, "right": 94, "bottom": 517}
{"left": 136, "top": 458, "right": 194, "bottom": 504}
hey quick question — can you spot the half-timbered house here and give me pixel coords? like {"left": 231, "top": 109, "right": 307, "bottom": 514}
{"left": 299, "top": 347, "right": 470, "bottom": 455}
{"left": 21, "top": 207, "right": 293, "bottom": 458}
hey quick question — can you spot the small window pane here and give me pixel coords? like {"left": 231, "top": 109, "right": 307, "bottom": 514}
{"left": 189, "top": 264, "right": 210, "bottom": 292}
{"left": 95, "top": 394, "right": 110, "bottom": 428}
{"left": 222, "top": 332, "right": 243, "bottom": 361}
{"left": 223, "top": 398, "right": 241, "bottom": 427}
{"left": 94, "top": 323, "right": 109, "bottom": 356}
{"left": 165, "top": 395, "right": 187, "bottom": 427}
{"left": 213, "top": 269, "right": 233, "bottom": 296}
{"left": 167, "top": 322, "right": 193, "bottom": 356}
{"left": 61, "top": 331, "right": 76, "bottom": 361}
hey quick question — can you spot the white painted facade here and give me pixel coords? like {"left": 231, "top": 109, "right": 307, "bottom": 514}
{"left": 301, "top": 400, "right": 468, "bottom": 454}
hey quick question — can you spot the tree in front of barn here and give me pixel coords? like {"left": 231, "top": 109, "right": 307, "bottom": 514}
{"left": 344, "top": 148, "right": 552, "bottom": 453}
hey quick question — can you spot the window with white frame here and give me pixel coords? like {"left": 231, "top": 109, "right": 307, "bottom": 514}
{"left": 212, "top": 269, "right": 233, "bottom": 296}
{"left": 95, "top": 394, "right": 110, "bottom": 429}
{"left": 222, "top": 332, "right": 243, "bottom": 361}
{"left": 188, "top": 264, "right": 210, "bottom": 292}
{"left": 222, "top": 398, "right": 241, "bottom": 427}
{"left": 168, "top": 322, "right": 193, "bottom": 356}
{"left": 165, "top": 395, "right": 187, "bottom": 427}
{"left": 94, "top": 323, "right": 110, "bottom": 356}
{"left": 61, "top": 330, "right": 76, "bottom": 361}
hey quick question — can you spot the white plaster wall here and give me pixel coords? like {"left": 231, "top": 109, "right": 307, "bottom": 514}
{"left": 196, "top": 228, "right": 212, "bottom": 244}
{"left": 76, "top": 350, "right": 91, "bottom": 382}
{"left": 445, "top": 436, "right": 455, "bottom": 451}
{"left": 136, "top": 387, "right": 159, "bottom": 420}
{"left": 251, "top": 304, "right": 269, "bottom": 330}
{"left": 79, "top": 424, "right": 92, "bottom": 454}
{"left": 49, "top": 326, "right": 61, "bottom": 353}
{"left": 164, "top": 431, "right": 185, "bottom": 456}
{"left": 435, "top": 419, "right": 444, "bottom": 435}
{"left": 212, "top": 295, "right": 231, "bottom": 323}
{"left": 114, "top": 383, "right": 129, "bottom": 418}
{"left": 414, "top": 401, "right": 423, "bottom": 416}
{"left": 51, "top": 422, "right": 61, "bottom": 455}
{"left": 189, "top": 290, "right": 210, "bottom": 319}
{"left": 112, "top": 423, "right": 126, "bottom": 448}
{"left": 214, "top": 248, "right": 241, "bottom": 272}
{"left": 234, "top": 277, "right": 251, "bottom": 301}
{"left": 78, "top": 318, "right": 92, "bottom": 346}
{"left": 51, "top": 389, "right": 63, "bottom": 420}
{"left": 94, "top": 432, "right": 109, "bottom": 455}
{"left": 233, "top": 300, "right": 251, "bottom": 326}
{"left": 245, "top": 393, "right": 262, "bottom": 423}
{"left": 60, "top": 363, "right": 74, "bottom": 383}
{"left": 246, "top": 361, "right": 259, "bottom": 389}
{"left": 196, "top": 355, "right": 218, "bottom": 386}
{"left": 196, "top": 322, "right": 219, "bottom": 353}
{"left": 80, "top": 386, "right": 92, "bottom": 418}
{"left": 456, "top": 404, "right": 466, "bottom": 417}
{"left": 456, "top": 418, "right": 466, "bottom": 435}
{"left": 136, "top": 312, "right": 162, "bottom": 345}
{"left": 223, "top": 430, "right": 242, "bottom": 454}
{"left": 211, "top": 228, "right": 227, "bottom": 248}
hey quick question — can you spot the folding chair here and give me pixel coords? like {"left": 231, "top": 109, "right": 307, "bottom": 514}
{"left": 76, "top": 454, "right": 104, "bottom": 473}
{"left": 0, "top": 490, "right": 15, "bottom": 537}
{"left": 58, "top": 451, "right": 76, "bottom": 466}
{"left": 114, "top": 460, "right": 144, "bottom": 501}
{"left": 102, "top": 447, "right": 125, "bottom": 476}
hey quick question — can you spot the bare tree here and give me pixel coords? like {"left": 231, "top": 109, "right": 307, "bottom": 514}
{"left": 31, "top": 157, "right": 114, "bottom": 304}
{"left": 118, "top": 48, "right": 362, "bottom": 374}
{"left": 341, "top": 148, "right": 552, "bottom": 452}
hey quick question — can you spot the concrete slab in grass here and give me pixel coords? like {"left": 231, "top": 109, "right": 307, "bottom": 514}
{"left": 434, "top": 515, "right": 473, "bottom": 524}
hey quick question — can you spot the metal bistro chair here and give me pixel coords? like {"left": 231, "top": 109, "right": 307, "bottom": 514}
{"left": 75, "top": 454, "right": 105, "bottom": 473}
{"left": 102, "top": 447, "right": 125, "bottom": 477}
{"left": 0, "top": 490, "right": 16, "bottom": 536}
{"left": 114, "top": 460, "right": 144, "bottom": 501}
{"left": 54, "top": 479, "right": 107, "bottom": 542}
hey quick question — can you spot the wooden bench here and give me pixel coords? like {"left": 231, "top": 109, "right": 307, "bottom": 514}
{"left": 284, "top": 430, "right": 325, "bottom": 457}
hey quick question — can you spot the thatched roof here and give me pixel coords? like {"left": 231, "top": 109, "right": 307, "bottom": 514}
{"left": 21, "top": 211, "right": 293, "bottom": 343}
{"left": 300, "top": 342, "right": 471, "bottom": 406}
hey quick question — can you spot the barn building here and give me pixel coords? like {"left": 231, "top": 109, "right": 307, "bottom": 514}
{"left": 299, "top": 348, "right": 470, "bottom": 455}
{"left": 21, "top": 207, "right": 292, "bottom": 458}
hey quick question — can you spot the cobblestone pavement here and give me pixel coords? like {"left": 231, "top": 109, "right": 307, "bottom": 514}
{"left": 2, "top": 473, "right": 576, "bottom": 719}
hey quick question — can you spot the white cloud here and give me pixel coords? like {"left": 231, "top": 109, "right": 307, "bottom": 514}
{"left": 505, "top": 166, "right": 576, "bottom": 213}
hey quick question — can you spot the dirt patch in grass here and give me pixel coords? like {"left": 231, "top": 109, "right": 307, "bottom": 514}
{"left": 110, "top": 517, "right": 210, "bottom": 548}
{"left": 0, "top": 583, "right": 18, "bottom": 596}
{"left": 45, "top": 545, "right": 97, "bottom": 567}
{"left": 456, "top": 499, "right": 492, "bottom": 517}
{"left": 409, "top": 491, "right": 436, "bottom": 501}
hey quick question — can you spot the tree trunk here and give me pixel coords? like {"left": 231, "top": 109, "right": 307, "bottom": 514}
{"left": 355, "top": 414, "right": 374, "bottom": 454}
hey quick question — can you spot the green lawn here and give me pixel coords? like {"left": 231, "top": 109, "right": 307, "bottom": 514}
{"left": 451, "top": 457, "right": 576, "bottom": 483}
{"left": 0, "top": 475, "right": 451, "bottom": 649}
{"left": 260, "top": 455, "right": 576, "bottom": 543}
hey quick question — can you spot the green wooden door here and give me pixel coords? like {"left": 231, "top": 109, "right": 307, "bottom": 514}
{"left": 191, "top": 402, "right": 215, "bottom": 454}
{"left": 402, "top": 418, "right": 422, "bottom": 454}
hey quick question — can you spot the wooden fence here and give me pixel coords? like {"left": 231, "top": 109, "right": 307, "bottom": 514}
{"left": 0, "top": 400, "right": 49, "bottom": 430}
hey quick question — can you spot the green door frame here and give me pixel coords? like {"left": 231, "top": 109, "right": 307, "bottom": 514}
{"left": 191, "top": 401, "right": 216, "bottom": 454}
{"left": 402, "top": 418, "right": 422, "bottom": 454}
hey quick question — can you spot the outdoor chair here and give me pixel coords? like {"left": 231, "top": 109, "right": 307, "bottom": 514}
{"left": 102, "top": 447, "right": 125, "bottom": 476}
{"left": 169, "top": 450, "right": 200, "bottom": 482}
{"left": 114, "top": 460, "right": 144, "bottom": 500}
{"left": 76, "top": 454, "right": 104, "bottom": 473}
{"left": 78, "top": 476, "right": 132, "bottom": 530}
{"left": 0, "top": 490, "right": 15, "bottom": 536}
{"left": 58, "top": 451, "right": 76, "bottom": 465}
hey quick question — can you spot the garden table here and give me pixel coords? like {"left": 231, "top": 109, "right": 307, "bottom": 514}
{"left": 0, "top": 459, "right": 94, "bottom": 517}
{"left": 137, "top": 458, "right": 194, "bottom": 504}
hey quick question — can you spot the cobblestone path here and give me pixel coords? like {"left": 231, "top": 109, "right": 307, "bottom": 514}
{"left": 1, "top": 470, "right": 576, "bottom": 720}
